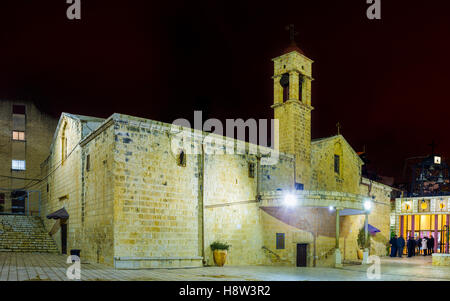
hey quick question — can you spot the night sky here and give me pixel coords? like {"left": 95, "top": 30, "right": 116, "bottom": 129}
{"left": 1, "top": 0, "right": 450, "bottom": 181}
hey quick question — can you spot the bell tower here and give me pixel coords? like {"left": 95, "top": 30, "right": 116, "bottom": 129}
{"left": 272, "top": 31, "right": 314, "bottom": 189}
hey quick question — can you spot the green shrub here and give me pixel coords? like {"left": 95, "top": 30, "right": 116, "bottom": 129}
{"left": 357, "top": 226, "right": 371, "bottom": 249}
{"left": 210, "top": 241, "right": 231, "bottom": 251}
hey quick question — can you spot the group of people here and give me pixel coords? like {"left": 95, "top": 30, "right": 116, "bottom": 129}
{"left": 389, "top": 234, "right": 435, "bottom": 258}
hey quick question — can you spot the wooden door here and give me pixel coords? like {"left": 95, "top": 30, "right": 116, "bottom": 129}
{"left": 296, "top": 244, "right": 307, "bottom": 267}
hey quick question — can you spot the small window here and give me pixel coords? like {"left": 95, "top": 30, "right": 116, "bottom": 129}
{"left": 248, "top": 162, "right": 255, "bottom": 178}
{"left": 12, "top": 131, "right": 25, "bottom": 141}
{"left": 295, "top": 183, "right": 304, "bottom": 190}
{"left": 276, "top": 233, "right": 285, "bottom": 249}
{"left": 12, "top": 104, "right": 26, "bottom": 115}
{"left": 12, "top": 160, "right": 26, "bottom": 171}
{"left": 86, "top": 154, "right": 91, "bottom": 171}
{"left": 0, "top": 193, "right": 4, "bottom": 212}
{"left": 177, "top": 150, "right": 186, "bottom": 167}
{"left": 334, "top": 154, "right": 340, "bottom": 174}
{"left": 46, "top": 183, "right": 49, "bottom": 192}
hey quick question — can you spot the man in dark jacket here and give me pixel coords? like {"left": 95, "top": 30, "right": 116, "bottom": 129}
{"left": 397, "top": 235, "right": 406, "bottom": 257}
{"left": 416, "top": 236, "right": 422, "bottom": 255}
{"left": 429, "top": 235, "right": 435, "bottom": 255}
{"left": 407, "top": 236, "right": 415, "bottom": 257}
{"left": 390, "top": 235, "right": 398, "bottom": 257}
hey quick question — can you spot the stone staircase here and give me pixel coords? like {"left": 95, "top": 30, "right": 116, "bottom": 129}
{"left": 0, "top": 215, "right": 59, "bottom": 253}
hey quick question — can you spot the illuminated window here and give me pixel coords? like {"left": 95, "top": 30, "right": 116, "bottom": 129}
{"left": 12, "top": 160, "right": 26, "bottom": 171}
{"left": 12, "top": 131, "right": 25, "bottom": 141}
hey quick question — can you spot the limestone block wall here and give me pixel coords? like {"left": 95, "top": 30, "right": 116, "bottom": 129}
{"left": 112, "top": 115, "right": 201, "bottom": 268}
{"left": 311, "top": 136, "right": 362, "bottom": 194}
{"left": 203, "top": 153, "right": 263, "bottom": 266}
{"left": 41, "top": 115, "right": 83, "bottom": 256}
{"left": 260, "top": 153, "right": 295, "bottom": 192}
{"left": 273, "top": 101, "right": 312, "bottom": 188}
{"left": 81, "top": 124, "right": 115, "bottom": 265}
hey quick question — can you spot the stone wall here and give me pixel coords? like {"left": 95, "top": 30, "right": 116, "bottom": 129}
{"left": 111, "top": 115, "right": 202, "bottom": 268}
{"left": 311, "top": 135, "right": 362, "bottom": 194}
{"left": 81, "top": 122, "right": 115, "bottom": 265}
{"left": 41, "top": 115, "right": 84, "bottom": 257}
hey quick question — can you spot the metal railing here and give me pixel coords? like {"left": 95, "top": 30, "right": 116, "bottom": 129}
{"left": 0, "top": 189, "right": 41, "bottom": 216}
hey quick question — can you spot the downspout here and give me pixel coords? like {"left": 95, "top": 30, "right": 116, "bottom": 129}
{"left": 199, "top": 141, "right": 206, "bottom": 265}
{"left": 256, "top": 153, "right": 261, "bottom": 201}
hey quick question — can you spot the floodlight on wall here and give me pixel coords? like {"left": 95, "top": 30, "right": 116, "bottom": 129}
{"left": 364, "top": 199, "right": 372, "bottom": 212}
{"left": 329, "top": 206, "right": 335, "bottom": 211}
{"left": 283, "top": 193, "right": 297, "bottom": 207}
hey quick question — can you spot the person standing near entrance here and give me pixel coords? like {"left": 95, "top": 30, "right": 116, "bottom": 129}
{"left": 422, "top": 237, "right": 428, "bottom": 256}
{"left": 390, "top": 235, "right": 398, "bottom": 257}
{"left": 397, "top": 235, "right": 405, "bottom": 258}
{"left": 428, "top": 235, "right": 434, "bottom": 255}
{"left": 416, "top": 236, "right": 422, "bottom": 255}
{"left": 429, "top": 235, "right": 435, "bottom": 255}
{"left": 407, "top": 236, "right": 415, "bottom": 257}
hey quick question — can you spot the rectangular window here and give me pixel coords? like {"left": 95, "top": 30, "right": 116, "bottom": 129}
{"left": 11, "top": 160, "right": 26, "bottom": 171}
{"left": 177, "top": 150, "right": 186, "bottom": 167}
{"left": 295, "top": 183, "right": 304, "bottom": 190}
{"left": 334, "top": 154, "right": 340, "bottom": 174}
{"left": 276, "top": 233, "right": 285, "bottom": 249}
{"left": 12, "top": 104, "right": 26, "bottom": 115}
{"left": 248, "top": 162, "right": 255, "bottom": 178}
{"left": 12, "top": 131, "right": 25, "bottom": 141}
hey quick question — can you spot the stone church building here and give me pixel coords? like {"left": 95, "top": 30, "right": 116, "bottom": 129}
{"left": 40, "top": 44, "right": 393, "bottom": 269}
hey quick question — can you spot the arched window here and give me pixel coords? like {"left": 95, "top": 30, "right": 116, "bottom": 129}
{"left": 299, "top": 76, "right": 304, "bottom": 102}
{"left": 334, "top": 142, "right": 343, "bottom": 177}
{"left": 280, "top": 73, "right": 290, "bottom": 102}
{"left": 61, "top": 122, "right": 68, "bottom": 164}
{"left": 177, "top": 149, "right": 186, "bottom": 167}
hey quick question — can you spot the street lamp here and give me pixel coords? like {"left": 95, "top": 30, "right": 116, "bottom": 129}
{"left": 283, "top": 193, "right": 297, "bottom": 207}
{"left": 364, "top": 199, "right": 372, "bottom": 212}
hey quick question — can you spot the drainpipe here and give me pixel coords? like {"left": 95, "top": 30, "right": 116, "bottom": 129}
{"left": 256, "top": 153, "right": 261, "bottom": 201}
{"left": 199, "top": 141, "right": 206, "bottom": 265}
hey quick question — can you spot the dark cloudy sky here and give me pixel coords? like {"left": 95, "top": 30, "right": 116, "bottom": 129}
{"left": 1, "top": 0, "right": 449, "bottom": 180}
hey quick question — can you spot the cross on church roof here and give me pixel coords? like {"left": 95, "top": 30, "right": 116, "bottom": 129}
{"left": 336, "top": 122, "right": 342, "bottom": 135}
{"left": 428, "top": 140, "right": 437, "bottom": 155}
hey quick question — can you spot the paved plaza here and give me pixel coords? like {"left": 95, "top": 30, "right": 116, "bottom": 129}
{"left": 0, "top": 252, "right": 449, "bottom": 281}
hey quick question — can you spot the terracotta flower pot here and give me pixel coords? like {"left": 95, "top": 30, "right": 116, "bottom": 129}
{"left": 357, "top": 249, "right": 364, "bottom": 260}
{"left": 213, "top": 250, "right": 227, "bottom": 267}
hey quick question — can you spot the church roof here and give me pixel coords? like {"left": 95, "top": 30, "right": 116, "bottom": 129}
{"left": 282, "top": 42, "right": 306, "bottom": 56}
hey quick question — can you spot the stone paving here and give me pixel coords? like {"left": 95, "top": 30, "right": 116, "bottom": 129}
{"left": 0, "top": 252, "right": 449, "bottom": 281}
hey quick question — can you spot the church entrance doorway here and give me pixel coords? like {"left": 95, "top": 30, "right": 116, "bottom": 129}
{"left": 296, "top": 244, "right": 307, "bottom": 267}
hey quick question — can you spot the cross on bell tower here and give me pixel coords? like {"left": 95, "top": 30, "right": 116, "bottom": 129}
{"left": 285, "top": 24, "right": 299, "bottom": 45}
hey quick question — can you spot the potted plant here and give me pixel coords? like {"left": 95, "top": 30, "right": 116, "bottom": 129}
{"left": 210, "top": 241, "right": 231, "bottom": 267}
{"left": 357, "top": 226, "right": 371, "bottom": 260}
